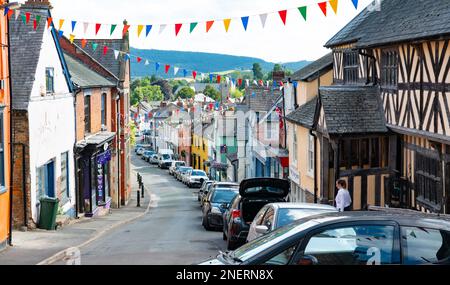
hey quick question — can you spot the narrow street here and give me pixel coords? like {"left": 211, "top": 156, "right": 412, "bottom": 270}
{"left": 64, "top": 152, "right": 226, "bottom": 265}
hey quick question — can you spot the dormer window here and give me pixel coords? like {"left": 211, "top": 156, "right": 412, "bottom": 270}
{"left": 45, "top": 67, "right": 54, "bottom": 94}
{"left": 343, "top": 51, "right": 359, "bottom": 84}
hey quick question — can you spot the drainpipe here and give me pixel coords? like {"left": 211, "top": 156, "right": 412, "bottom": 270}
{"left": 7, "top": 5, "right": 13, "bottom": 244}
{"left": 116, "top": 94, "right": 121, "bottom": 207}
{"left": 73, "top": 89, "right": 81, "bottom": 218}
{"left": 12, "top": 143, "right": 27, "bottom": 229}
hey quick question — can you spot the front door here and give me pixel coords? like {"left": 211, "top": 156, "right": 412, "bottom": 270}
{"left": 46, "top": 161, "right": 55, "bottom": 197}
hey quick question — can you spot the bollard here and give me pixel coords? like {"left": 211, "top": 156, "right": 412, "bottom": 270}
{"left": 141, "top": 184, "right": 145, "bottom": 198}
{"left": 137, "top": 190, "right": 141, "bottom": 207}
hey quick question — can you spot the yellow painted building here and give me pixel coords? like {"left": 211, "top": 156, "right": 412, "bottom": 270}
{"left": 191, "top": 124, "right": 210, "bottom": 172}
{"left": 286, "top": 53, "right": 333, "bottom": 203}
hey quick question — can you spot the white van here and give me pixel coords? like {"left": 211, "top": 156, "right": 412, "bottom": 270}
{"left": 158, "top": 149, "right": 174, "bottom": 169}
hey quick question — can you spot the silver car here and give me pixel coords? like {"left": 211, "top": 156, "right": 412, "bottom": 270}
{"left": 246, "top": 203, "right": 338, "bottom": 242}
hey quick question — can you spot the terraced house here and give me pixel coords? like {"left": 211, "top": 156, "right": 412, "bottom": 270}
{"left": 297, "top": 0, "right": 450, "bottom": 213}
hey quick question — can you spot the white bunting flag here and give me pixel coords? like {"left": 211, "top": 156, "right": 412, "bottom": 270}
{"left": 259, "top": 13, "right": 268, "bottom": 28}
{"left": 174, "top": 67, "right": 179, "bottom": 76}
{"left": 114, "top": 50, "right": 120, "bottom": 60}
{"left": 83, "top": 22, "right": 89, "bottom": 34}
{"left": 159, "top": 24, "right": 167, "bottom": 34}
{"left": 266, "top": 81, "right": 270, "bottom": 88}
{"left": 225, "top": 77, "right": 230, "bottom": 85}
{"left": 145, "top": 60, "right": 149, "bottom": 65}
{"left": 15, "top": 9, "right": 20, "bottom": 20}
{"left": 253, "top": 80, "right": 258, "bottom": 86}
{"left": 245, "top": 79, "right": 250, "bottom": 87}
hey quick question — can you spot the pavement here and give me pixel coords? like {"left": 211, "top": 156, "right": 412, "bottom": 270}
{"left": 0, "top": 156, "right": 151, "bottom": 265}
{"left": 0, "top": 151, "right": 226, "bottom": 265}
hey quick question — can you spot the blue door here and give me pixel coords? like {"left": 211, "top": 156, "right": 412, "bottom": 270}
{"left": 46, "top": 161, "right": 55, "bottom": 197}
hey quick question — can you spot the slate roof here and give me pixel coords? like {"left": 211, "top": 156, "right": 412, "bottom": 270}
{"left": 285, "top": 97, "right": 318, "bottom": 129}
{"left": 325, "top": 0, "right": 450, "bottom": 48}
{"left": 244, "top": 86, "right": 281, "bottom": 112}
{"left": 320, "top": 86, "right": 388, "bottom": 135}
{"left": 74, "top": 39, "right": 125, "bottom": 78}
{"left": 64, "top": 53, "right": 116, "bottom": 89}
{"left": 9, "top": 5, "right": 61, "bottom": 110}
{"left": 292, "top": 53, "right": 333, "bottom": 82}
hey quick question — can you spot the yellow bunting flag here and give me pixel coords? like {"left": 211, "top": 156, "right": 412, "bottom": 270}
{"left": 137, "top": 25, "right": 144, "bottom": 37}
{"left": 69, "top": 34, "right": 75, "bottom": 44}
{"left": 329, "top": 0, "right": 339, "bottom": 14}
{"left": 223, "top": 19, "right": 231, "bottom": 32}
{"left": 59, "top": 19, "right": 65, "bottom": 30}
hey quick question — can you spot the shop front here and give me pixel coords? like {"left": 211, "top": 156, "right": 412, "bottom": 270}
{"left": 76, "top": 132, "right": 115, "bottom": 217}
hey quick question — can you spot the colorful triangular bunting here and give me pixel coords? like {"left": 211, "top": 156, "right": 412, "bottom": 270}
{"left": 318, "top": 2, "right": 327, "bottom": 16}
{"left": 71, "top": 21, "right": 77, "bottom": 32}
{"left": 206, "top": 20, "right": 214, "bottom": 33}
{"left": 223, "top": 19, "right": 231, "bottom": 32}
{"left": 190, "top": 22, "right": 198, "bottom": 33}
{"left": 298, "top": 6, "right": 307, "bottom": 21}
{"left": 95, "top": 23, "right": 101, "bottom": 35}
{"left": 137, "top": 25, "right": 144, "bottom": 37}
{"left": 175, "top": 23, "right": 182, "bottom": 36}
{"left": 110, "top": 24, "right": 117, "bottom": 36}
{"left": 351, "top": 0, "right": 359, "bottom": 9}
{"left": 146, "top": 25, "right": 152, "bottom": 36}
{"left": 159, "top": 24, "right": 166, "bottom": 34}
{"left": 278, "top": 10, "right": 287, "bottom": 25}
{"left": 329, "top": 0, "right": 339, "bottom": 14}
{"left": 259, "top": 14, "right": 268, "bottom": 28}
{"left": 241, "top": 16, "right": 249, "bottom": 31}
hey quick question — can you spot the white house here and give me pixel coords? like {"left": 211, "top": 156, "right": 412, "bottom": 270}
{"left": 10, "top": 1, "right": 76, "bottom": 227}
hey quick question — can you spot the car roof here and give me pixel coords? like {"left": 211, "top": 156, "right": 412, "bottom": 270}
{"left": 289, "top": 208, "right": 450, "bottom": 231}
{"left": 213, "top": 182, "right": 239, "bottom": 186}
{"left": 269, "top": 202, "right": 338, "bottom": 211}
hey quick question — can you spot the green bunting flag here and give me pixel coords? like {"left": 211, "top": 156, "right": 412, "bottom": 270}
{"left": 92, "top": 42, "right": 98, "bottom": 52}
{"left": 298, "top": 6, "right": 307, "bottom": 21}
{"left": 190, "top": 22, "right": 198, "bottom": 33}
{"left": 110, "top": 24, "right": 117, "bottom": 36}
{"left": 21, "top": 14, "right": 26, "bottom": 25}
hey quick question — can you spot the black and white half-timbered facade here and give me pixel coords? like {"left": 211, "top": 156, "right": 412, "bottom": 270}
{"left": 322, "top": 0, "right": 450, "bottom": 213}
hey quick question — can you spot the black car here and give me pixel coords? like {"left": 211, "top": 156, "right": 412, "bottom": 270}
{"left": 201, "top": 207, "right": 450, "bottom": 265}
{"left": 198, "top": 180, "right": 214, "bottom": 203}
{"left": 223, "top": 178, "right": 290, "bottom": 250}
{"left": 199, "top": 182, "right": 239, "bottom": 208}
{"left": 202, "top": 187, "right": 239, "bottom": 231}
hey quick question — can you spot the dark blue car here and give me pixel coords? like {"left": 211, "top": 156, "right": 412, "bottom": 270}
{"left": 202, "top": 188, "right": 239, "bottom": 231}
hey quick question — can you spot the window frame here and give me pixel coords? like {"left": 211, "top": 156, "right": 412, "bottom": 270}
{"left": 292, "top": 128, "right": 298, "bottom": 164}
{"left": 45, "top": 67, "right": 55, "bottom": 94}
{"left": 101, "top": 92, "right": 107, "bottom": 127}
{"left": 307, "top": 134, "right": 314, "bottom": 176}
{"left": 381, "top": 49, "right": 399, "bottom": 88}
{"left": 60, "top": 151, "right": 70, "bottom": 201}
{"left": 84, "top": 93, "right": 91, "bottom": 134}
{"left": 343, "top": 50, "right": 359, "bottom": 85}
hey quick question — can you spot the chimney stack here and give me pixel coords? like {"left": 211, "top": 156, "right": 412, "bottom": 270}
{"left": 24, "top": 0, "right": 52, "bottom": 8}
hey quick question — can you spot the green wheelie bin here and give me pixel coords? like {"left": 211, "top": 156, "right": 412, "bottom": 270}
{"left": 38, "top": 197, "right": 59, "bottom": 230}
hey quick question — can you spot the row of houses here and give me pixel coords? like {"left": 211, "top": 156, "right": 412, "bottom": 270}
{"left": 1, "top": 0, "right": 132, "bottom": 251}
{"left": 140, "top": 0, "right": 450, "bottom": 217}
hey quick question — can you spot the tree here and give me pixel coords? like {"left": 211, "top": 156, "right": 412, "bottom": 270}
{"left": 151, "top": 79, "right": 173, "bottom": 100}
{"left": 252, "top": 63, "right": 264, "bottom": 80}
{"left": 132, "top": 85, "right": 164, "bottom": 104}
{"left": 203, "top": 85, "right": 221, "bottom": 101}
{"left": 177, "top": 86, "right": 195, "bottom": 99}
{"left": 230, "top": 88, "right": 244, "bottom": 99}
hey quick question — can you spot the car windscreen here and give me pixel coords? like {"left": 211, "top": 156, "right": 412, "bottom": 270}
{"left": 211, "top": 189, "right": 238, "bottom": 204}
{"left": 175, "top": 162, "right": 185, "bottom": 167}
{"left": 180, "top": 167, "right": 192, "bottom": 173}
{"left": 162, "top": 154, "right": 171, "bottom": 160}
{"left": 191, "top": 171, "right": 206, "bottom": 176}
{"left": 214, "top": 184, "right": 239, "bottom": 189}
{"left": 276, "top": 208, "right": 336, "bottom": 228}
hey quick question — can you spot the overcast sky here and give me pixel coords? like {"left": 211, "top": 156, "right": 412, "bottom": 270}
{"left": 28, "top": 0, "right": 373, "bottom": 63}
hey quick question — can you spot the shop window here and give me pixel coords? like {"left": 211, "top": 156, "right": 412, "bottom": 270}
{"left": 343, "top": 51, "right": 359, "bottom": 84}
{"left": 45, "top": 67, "right": 54, "bottom": 94}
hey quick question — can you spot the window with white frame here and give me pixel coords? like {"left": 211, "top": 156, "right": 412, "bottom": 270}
{"left": 292, "top": 127, "right": 298, "bottom": 164}
{"left": 45, "top": 67, "right": 54, "bottom": 94}
{"left": 307, "top": 134, "right": 315, "bottom": 176}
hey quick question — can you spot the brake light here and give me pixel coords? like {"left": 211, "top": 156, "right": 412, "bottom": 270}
{"left": 231, "top": 209, "right": 241, "bottom": 219}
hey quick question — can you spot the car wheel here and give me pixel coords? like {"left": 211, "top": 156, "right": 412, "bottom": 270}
{"left": 223, "top": 232, "right": 227, "bottom": 241}
{"left": 203, "top": 214, "right": 213, "bottom": 231}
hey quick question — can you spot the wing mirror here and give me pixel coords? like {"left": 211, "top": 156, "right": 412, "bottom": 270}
{"left": 297, "top": 255, "right": 318, "bottom": 266}
{"left": 255, "top": 225, "right": 269, "bottom": 234}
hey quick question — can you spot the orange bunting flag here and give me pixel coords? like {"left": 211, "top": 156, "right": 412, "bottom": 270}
{"left": 122, "top": 24, "right": 130, "bottom": 36}
{"left": 206, "top": 20, "right": 214, "bottom": 33}
{"left": 175, "top": 23, "right": 182, "bottom": 36}
{"left": 329, "top": 0, "right": 338, "bottom": 14}
{"left": 47, "top": 17, "right": 53, "bottom": 29}
{"left": 137, "top": 25, "right": 144, "bottom": 37}
{"left": 69, "top": 34, "right": 75, "bottom": 44}
{"left": 81, "top": 38, "right": 88, "bottom": 48}
{"left": 223, "top": 19, "right": 231, "bottom": 32}
{"left": 95, "top": 23, "right": 101, "bottom": 35}
{"left": 278, "top": 10, "right": 287, "bottom": 25}
{"left": 59, "top": 19, "right": 65, "bottom": 30}
{"left": 318, "top": 2, "right": 327, "bottom": 16}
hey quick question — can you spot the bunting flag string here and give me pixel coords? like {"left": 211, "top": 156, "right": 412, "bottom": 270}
{"left": 11, "top": 0, "right": 359, "bottom": 38}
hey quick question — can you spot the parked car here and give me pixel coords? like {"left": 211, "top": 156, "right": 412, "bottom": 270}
{"left": 177, "top": 167, "right": 192, "bottom": 181}
{"left": 182, "top": 169, "right": 193, "bottom": 184}
{"left": 200, "top": 182, "right": 239, "bottom": 208}
{"left": 136, "top": 147, "right": 146, "bottom": 156}
{"left": 186, "top": 170, "right": 209, "bottom": 188}
{"left": 200, "top": 207, "right": 450, "bottom": 265}
{"left": 149, "top": 154, "right": 159, "bottom": 164}
{"left": 135, "top": 144, "right": 144, "bottom": 153}
{"left": 222, "top": 178, "right": 290, "bottom": 250}
{"left": 202, "top": 187, "right": 239, "bottom": 231}
{"left": 246, "top": 203, "right": 338, "bottom": 242}
{"left": 142, "top": 150, "right": 155, "bottom": 162}
{"left": 169, "top": 161, "right": 186, "bottom": 175}
{"left": 198, "top": 180, "right": 214, "bottom": 203}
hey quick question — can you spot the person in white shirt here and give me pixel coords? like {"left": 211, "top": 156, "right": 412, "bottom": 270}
{"left": 335, "top": 179, "right": 352, "bottom": 212}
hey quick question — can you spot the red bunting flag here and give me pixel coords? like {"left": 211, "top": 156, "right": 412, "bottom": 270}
{"left": 33, "top": 19, "right": 37, "bottom": 30}
{"left": 95, "top": 23, "right": 101, "bottom": 35}
{"left": 137, "top": 57, "right": 142, "bottom": 63}
{"left": 7, "top": 9, "right": 13, "bottom": 19}
{"left": 122, "top": 24, "right": 130, "bottom": 36}
{"left": 206, "top": 20, "right": 214, "bottom": 33}
{"left": 81, "top": 39, "right": 87, "bottom": 48}
{"left": 192, "top": 71, "right": 197, "bottom": 79}
{"left": 209, "top": 103, "right": 214, "bottom": 110}
{"left": 175, "top": 23, "right": 182, "bottom": 36}
{"left": 259, "top": 80, "right": 263, "bottom": 86}
{"left": 25, "top": 12, "right": 31, "bottom": 24}
{"left": 217, "top": 75, "right": 221, "bottom": 83}
{"left": 165, "top": 65, "right": 170, "bottom": 74}
{"left": 278, "top": 10, "right": 287, "bottom": 25}
{"left": 238, "top": 78, "right": 242, "bottom": 86}
{"left": 318, "top": 2, "right": 327, "bottom": 16}
{"left": 47, "top": 17, "right": 53, "bottom": 29}
{"left": 103, "top": 45, "right": 109, "bottom": 56}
